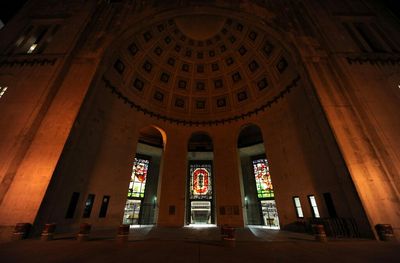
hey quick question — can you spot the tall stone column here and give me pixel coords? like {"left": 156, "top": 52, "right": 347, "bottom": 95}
{"left": 213, "top": 126, "right": 244, "bottom": 227}
{"left": 0, "top": 58, "right": 99, "bottom": 226}
{"left": 157, "top": 126, "right": 188, "bottom": 227}
{"left": 305, "top": 59, "right": 399, "bottom": 238}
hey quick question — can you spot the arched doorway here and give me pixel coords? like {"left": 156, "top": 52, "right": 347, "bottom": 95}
{"left": 95, "top": 5, "right": 329, "bottom": 231}
{"left": 186, "top": 132, "right": 215, "bottom": 225}
{"left": 122, "top": 126, "right": 165, "bottom": 225}
{"left": 238, "top": 124, "right": 280, "bottom": 229}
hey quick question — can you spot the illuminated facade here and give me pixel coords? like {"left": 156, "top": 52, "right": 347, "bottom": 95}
{"left": 0, "top": 0, "right": 399, "bottom": 241}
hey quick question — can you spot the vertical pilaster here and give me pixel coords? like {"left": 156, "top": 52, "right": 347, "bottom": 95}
{"left": 213, "top": 127, "right": 244, "bottom": 227}
{"left": 0, "top": 58, "right": 99, "bottom": 226}
{"left": 305, "top": 59, "right": 398, "bottom": 238}
{"left": 157, "top": 126, "right": 188, "bottom": 227}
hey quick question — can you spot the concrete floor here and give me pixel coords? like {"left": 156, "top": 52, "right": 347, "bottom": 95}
{"left": 1, "top": 226, "right": 399, "bottom": 263}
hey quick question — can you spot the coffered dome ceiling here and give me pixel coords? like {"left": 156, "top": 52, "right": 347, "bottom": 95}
{"left": 104, "top": 14, "right": 300, "bottom": 124}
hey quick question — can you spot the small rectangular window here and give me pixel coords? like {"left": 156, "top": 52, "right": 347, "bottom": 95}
{"left": 26, "top": 26, "right": 48, "bottom": 54}
{"left": 65, "top": 192, "right": 80, "bottom": 219}
{"left": 354, "top": 23, "right": 385, "bottom": 53}
{"left": 343, "top": 23, "right": 367, "bottom": 52}
{"left": 0, "top": 87, "right": 8, "bottom": 99}
{"left": 370, "top": 23, "right": 399, "bottom": 53}
{"left": 10, "top": 24, "right": 60, "bottom": 55}
{"left": 99, "top": 195, "right": 110, "bottom": 218}
{"left": 8, "top": 25, "right": 33, "bottom": 54}
{"left": 83, "top": 194, "right": 95, "bottom": 218}
{"left": 293, "top": 196, "right": 304, "bottom": 218}
{"left": 169, "top": 205, "right": 175, "bottom": 215}
{"left": 37, "top": 25, "right": 60, "bottom": 53}
{"left": 308, "top": 195, "right": 320, "bottom": 218}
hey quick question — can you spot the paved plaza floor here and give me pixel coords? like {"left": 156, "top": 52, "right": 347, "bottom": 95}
{"left": 0, "top": 226, "right": 399, "bottom": 263}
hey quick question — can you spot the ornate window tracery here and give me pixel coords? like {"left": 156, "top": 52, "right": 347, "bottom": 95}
{"left": 128, "top": 157, "right": 150, "bottom": 198}
{"left": 252, "top": 158, "right": 274, "bottom": 199}
{"left": 189, "top": 163, "right": 213, "bottom": 200}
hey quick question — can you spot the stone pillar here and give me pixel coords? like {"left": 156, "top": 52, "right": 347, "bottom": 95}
{"left": 157, "top": 126, "right": 188, "bottom": 227}
{"left": 0, "top": 58, "right": 99, "bottom": 227}
{"left": 213, "top": 126, "right": 244, "bottom": 227}
{"left": 304, "top": 59, "right": 399, "bottom": 238}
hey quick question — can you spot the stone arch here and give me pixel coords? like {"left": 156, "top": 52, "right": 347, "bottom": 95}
{"left": 237, "top": 123, "right": 264, "bottom": 149}
{"left": 137, "top": 125, "right": 167, "bottom": 149}
{"left": 188, "top": 131, "right": 213, "bottom": 152}
{"left": 237, "top": 123, "right": 280, "bottom": 228}
{"left": 122, "top": 125, "right": 165, "bottom": 225}
{"left": 186, "top": 131, "right": 215, "bottom": 225}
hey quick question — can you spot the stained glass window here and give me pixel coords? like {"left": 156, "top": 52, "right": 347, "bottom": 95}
{"left": 127, "top": 157, "right": 149, "bottom": 198}
{"left": 253, "top": 158, "right": 274, "bottom": 199}
{"left": 189, "top": 163, "right": 212, "bottom": 200}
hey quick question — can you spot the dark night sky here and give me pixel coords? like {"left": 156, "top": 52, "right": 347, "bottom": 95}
{"left": 0, "top": 0, "right": 399, "bottom": 24}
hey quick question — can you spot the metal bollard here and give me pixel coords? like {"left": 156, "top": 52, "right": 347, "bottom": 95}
{"left": 77, "top": 223, "right": 91, "bottom": 241}
{"left": 41, "top": 223, "right": 56, "bottom": 241}
{"left": 116, "top": 224, "right": 130, "bottom": 243}
{"left": 375, "top": 224, "right": 395, "bottom": 241}
{"left": 13, "top": 223, "right": 32, "bottom": 240}
{"left": 312, "top": 224, "right": 327, "bottom": 242}
{"left": 220, "top": 225, "right": 228, "bottom": 240}
{"left": 221, "top": 225, "right": 236, "bottom": 247}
